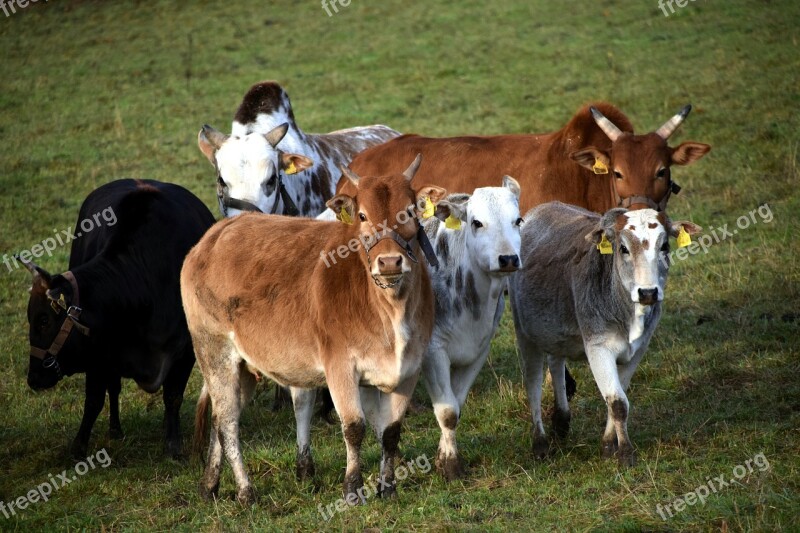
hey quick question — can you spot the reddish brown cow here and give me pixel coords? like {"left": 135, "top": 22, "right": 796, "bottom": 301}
{"left": 184, "top": 156, "right": 446, "bottom": 505}
{"left": 343, "top": 103, "right": 710, "bottom": 214}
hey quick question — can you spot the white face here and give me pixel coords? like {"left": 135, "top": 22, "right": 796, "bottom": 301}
{"left": 216, "top": 134, "right": 281, "bottom": 216}
{"left": 465, "top": 186, "right": 522, "bottom": 274}
{"left": 614, "top": 209, "right": 669, "bottom": 304}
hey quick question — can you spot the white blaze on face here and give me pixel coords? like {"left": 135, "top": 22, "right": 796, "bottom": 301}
{"left": 616, "top": 209, "right": 669, "bottom": 303}
{"left": 466, "top": 186, "right": 522, "bottom": 273}
{"left": 215, "top": 135, "right": 280, "bottom": 216}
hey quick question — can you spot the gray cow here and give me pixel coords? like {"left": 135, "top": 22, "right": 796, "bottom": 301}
{"left": 509, "top": 202, "right": 699, "bottom": 465}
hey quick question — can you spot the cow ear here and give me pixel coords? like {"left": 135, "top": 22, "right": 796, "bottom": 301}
{"left": 434, "top": 194, "right": 469, "bottom": 222}
{"left": 326, "top": 194, "right": 356, "bottom": 224}
{"left": 671, "top": 142, "right": 711, "bottom": 166}
{"left": 198, "top": 125, "right": 229, "bottom": 166}
{"left": 415, "top": 185, "right": 447, "bottom": 207}
{"left": 584, "top": 208, "right": 627, "bottom": 244}
{"left": 280, "top": 153, "right": 314, "bottom": 175}
{"left": 570, "top": 147, "right": 610, "bottom": 173}
{"left": 668, "top": 220, "right": 702, "bottom": 238}
{"left": 502, "top": 175, "right": 521, "bottom": 199}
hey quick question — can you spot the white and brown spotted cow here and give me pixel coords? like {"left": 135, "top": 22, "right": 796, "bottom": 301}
{"left": 197, "top": 81, "right": 400, "bottom": 217}
{"left": 509, "top": 202, "right": 700, "bottom": 465}
{"left": 421, "top": 177, "right": 523, "bottom": 480}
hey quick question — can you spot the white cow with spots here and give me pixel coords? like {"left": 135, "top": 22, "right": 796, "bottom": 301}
{"left": 509, "top": 202, "right": 699, "bottom": 465}
{"left": 197, "top": 81, "right": 400, "bottom": 218}
{"left": 421, "top": 176, "right": 523, "bottom": 480}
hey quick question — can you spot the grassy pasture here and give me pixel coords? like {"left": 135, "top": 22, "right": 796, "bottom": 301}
{"left": 1, "top": 0, "right": 798, "bottom": 530}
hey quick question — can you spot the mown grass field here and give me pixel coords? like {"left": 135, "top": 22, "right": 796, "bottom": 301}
{"left": 1, "top": 0, "right": 798, "bottom": 530}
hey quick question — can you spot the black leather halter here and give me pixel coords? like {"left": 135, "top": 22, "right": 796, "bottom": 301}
{"left": 613, "top": 179, "right": 682, "bottom": 211}
{"left": 362, "top": 225, "right": 439, "bottom": 289}
{"left": 217, "top": 172, "right": 300, "bottom": 217}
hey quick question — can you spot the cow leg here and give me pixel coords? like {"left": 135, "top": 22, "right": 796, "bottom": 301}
{"left": 71, "top": 371, "right": 106, "bottom": 458}
{"left": 162, "top": 349, "right": 195, "bottom": 458}
{"left": 373, "top": 375, "right": 417, "bottom": 499}
{"left": 586, "top": 345, "right": 636, "bottom": 467}
{"left": 290, "top": 387, "right": 317, "bottom": 480}
{"left": 518, "top": 337, "right": 548, "bottom": 459}
{"left": 325, "top": 364, "right": 365, "bottom": 503}
{"left": 422, "top": 348, "right": 464, "bottom": 481}
{"left": 108, "top": 374, "right": 124, "bottom": 440}
{"left": 547, "top": 356, "right": 571, "bottom": 439}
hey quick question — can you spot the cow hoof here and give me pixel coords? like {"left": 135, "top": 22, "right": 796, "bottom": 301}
{"left": 199, "top": 482, "right": 219, "bottom": 502}
{"left": 532, "top": 436, "right": 549, "bottom": 459}
{"left": 378, "top": 479, "right": 397, "bottom": 499}
{"left": 109, "top": 427, "right": 124, "bottom": 440}
{"left": 617, "top": 446, "right": 637, "bottom": 467}
{"left": 236, "top": 485, "right": 257, "bottom": 506}
{"left": 343, "top": 471, "right": 363, "bottom": 501}
{"left": 69, "top": 439, "right": 88, "bottom": 460}
{"left": 436, "top": 450, "right": 465, "bottom": 481}
{"left": 551, "top": 410, "right": 571, "bottom": 439}
{"left": 296, "top": 453, "right": 316, "bottom": 480}
{"left": 601, "top": 437, "right": 619, "bottom": 459}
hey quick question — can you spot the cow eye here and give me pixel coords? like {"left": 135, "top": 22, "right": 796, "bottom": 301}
{"left": 613, "top": 170, "right": 623, "bottom": 180}
{"left": 514, "top": 217, "right": 524, "bottom": 227}
{"left": 619, "top": 244, "right": 630, "bottom": 254}
{"left": 656, "top": 168, "right": 667, "bottom": 179}
{"left": 472, "top": 220, "right": 483, "bottom": 229}
{"left": 358, "top": 212, "right": 367, "bottom": 222}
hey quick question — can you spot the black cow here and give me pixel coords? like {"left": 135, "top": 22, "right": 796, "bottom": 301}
{"left": 21, "top": 179, "right": 215, "bottom": 458}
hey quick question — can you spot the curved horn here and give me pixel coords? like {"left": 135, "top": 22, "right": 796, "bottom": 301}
{"left": 339, "top": 165, "right": 360, "bottom": 186}
{"left": 199, "top": 124, "right": 229, "bottom": 149}
{"left": 590, "top": 107, "right": 623, "bottom": 142}
{"left": 656, "top": 104, "right": 692, "bottom": 139}
{"left": 264, "top": 123, "right": 289, "bottom": 148}
{"left": 403, "top": 153, "right": 423, "bottom": 181}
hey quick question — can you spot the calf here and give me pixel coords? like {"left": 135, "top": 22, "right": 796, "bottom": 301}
{"left": 198, "top": 81, "right": 400, "bottom": 217}
{"left": 21, "top": 179, "right": 215, "bottom": 458}
{"left": 184, "top": 157, "right": 446, "bottom": 504}
{"left": 508, "top": 202, "right": 699, "bottom": 465}
{"left": 421, "top": 177, "right": 523, "bottom": 480}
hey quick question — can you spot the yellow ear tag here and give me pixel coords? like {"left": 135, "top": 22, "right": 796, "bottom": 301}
{"left": 597, "top": 234, "right": 613, "bottom": 254}
{"left": 285, "top": 161, "right": 298, "bottom": 175}
{"left": 445, "top": 214, "right": 462, "bottom": 230}
{"left": 339, "top": 207, "right": 353, "bottom": 225}
{"left": 422, "top": 197, "right": 435, "bottom": 219}
{"left": 592, "top": 159, "right": 608, "bottom": 175}
{"left": 677, "top": 226, "right": 691, "bottom": 248}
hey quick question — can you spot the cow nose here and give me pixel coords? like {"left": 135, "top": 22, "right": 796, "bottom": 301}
{"left": 638, "top": 288, "right": 659, "bottom": 305}
{"left": 498, "top": 254, "right": 520, "bottom": 272}
{"left": 377, "top": 255, "right": 403, "bottom": 276}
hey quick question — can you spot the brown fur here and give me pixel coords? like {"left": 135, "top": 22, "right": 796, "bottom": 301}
{"left": 344, "top": 103, "right": 710, "bottom": 214}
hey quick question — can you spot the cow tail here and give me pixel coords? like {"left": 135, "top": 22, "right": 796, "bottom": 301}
{"left": 192, "top": 382, "right": 211, "bottom": 459}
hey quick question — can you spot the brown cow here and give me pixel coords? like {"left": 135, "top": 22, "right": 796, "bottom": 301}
{"left": 343, "top": 103, "right": 710, "bottom": 214}
{"left": 183, "top": 156, "right": 446, "bottom": 505}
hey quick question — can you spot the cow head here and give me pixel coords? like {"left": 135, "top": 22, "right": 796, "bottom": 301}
{"left": 20, "top": 260, "right": 91, "bottom": 390}
{"left": 571, "top": 105, "right": 711, "bottom": 211}
{"left": 585, "top": 208, "right": 701, "bottom": 305}
{"left": 197, "top": 123, "right": 314, "bottom": 217}
{"left": 435, "top": 176, "right": 523, "bottom": 274}
{"left": 326, "top": 155, "right": 446, "bottom": 289}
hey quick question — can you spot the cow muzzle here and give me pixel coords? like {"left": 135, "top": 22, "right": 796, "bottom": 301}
{"left": 497, "top": 254, "right": 520, "bottom": 273}
{"left": 636, "top": 287, "right": 660, "bottom": 306}
{"left": 364, "top": 225, "right": 439, "bottom": 289}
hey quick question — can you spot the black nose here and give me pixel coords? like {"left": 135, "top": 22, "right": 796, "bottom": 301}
{"left": 638, "top": 288, "right": 659, "bottom": 305}
{"left": 498, "top": 254, "right": 520, "bottom": 271}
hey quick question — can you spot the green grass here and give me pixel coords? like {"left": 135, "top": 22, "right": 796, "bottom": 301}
{"left": 1, "top": 0, "right": 799, "bottom": 530}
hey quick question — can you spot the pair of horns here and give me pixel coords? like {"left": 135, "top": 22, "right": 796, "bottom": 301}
{"left": 339, "top": 153, "right": 423, "bottom": 185}
{"left": 590, "top": 105, "right": 692, "bottom": 142}
{"left": 199, "top": 122, "right": 289, "bottom": 149}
